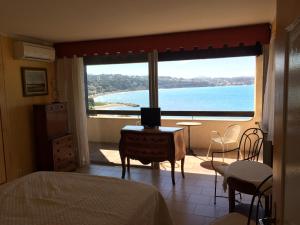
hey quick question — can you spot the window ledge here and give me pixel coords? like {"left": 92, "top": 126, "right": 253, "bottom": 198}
{"left": 88, "top": 114, "right": 254, "bottom": 122}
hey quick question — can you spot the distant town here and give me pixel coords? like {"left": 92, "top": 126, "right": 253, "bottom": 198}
{"left": 87, "top": 74, "right": 254, "bottom": 97}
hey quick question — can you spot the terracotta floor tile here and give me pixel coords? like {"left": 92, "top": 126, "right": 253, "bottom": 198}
{"left": 193, "top": 204, "right": 228, "bottom": 218}
{"left": 188, "top": 193, "right": 213, "bottom": 205}
{"left": 170, "top": 211, "right": 214, "bottom": 225}
{"left": 166, "top": 201, "right": 198, "bottom": 215}
{"left": 77, "top": 145, "right": 262, "bottom": 225}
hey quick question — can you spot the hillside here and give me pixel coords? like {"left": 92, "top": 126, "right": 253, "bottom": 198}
{"left": 87, "top": 74, "right": 254, "bottom": 97}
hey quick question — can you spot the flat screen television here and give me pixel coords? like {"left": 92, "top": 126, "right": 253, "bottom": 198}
{"left": 141, "top": 107, "right": 161, "bottom": 128}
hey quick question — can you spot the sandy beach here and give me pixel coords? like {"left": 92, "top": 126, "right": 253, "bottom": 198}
{"left": 90, "top": 89, "right": 146, "bottom": 99}
{"left": 94, "top": 103, "right": 140, "bottom": 109}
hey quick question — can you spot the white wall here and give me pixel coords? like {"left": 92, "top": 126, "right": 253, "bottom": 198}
{"left": 87, "top": 56, "right": 263, "bottom": 150}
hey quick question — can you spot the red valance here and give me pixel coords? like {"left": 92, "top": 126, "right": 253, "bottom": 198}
{"left": 55, "top": 23, "right": 271, "bottom": 58}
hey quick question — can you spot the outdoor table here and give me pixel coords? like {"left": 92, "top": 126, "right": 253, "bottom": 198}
{"left": 176, "top": 121, "right": 202, "bottom": 155}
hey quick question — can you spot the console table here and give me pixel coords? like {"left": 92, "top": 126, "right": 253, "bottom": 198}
{"left": 119, "top": 125, "right": 186, "bottom": 185}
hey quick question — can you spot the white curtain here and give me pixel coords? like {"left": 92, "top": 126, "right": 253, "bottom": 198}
{"left": 56, "top": 57, "right": 90, "bottom": 167}
{"left": 262, "top": 34, "right": 275, "bottom": 142}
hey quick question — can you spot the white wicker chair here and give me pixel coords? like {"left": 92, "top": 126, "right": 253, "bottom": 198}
{"left": 206, "top": 124, "right": 241, "bottom": 161}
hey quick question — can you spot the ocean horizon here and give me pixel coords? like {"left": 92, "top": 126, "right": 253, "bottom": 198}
{"left": 94, "top": 84, "right": 254, "bottom": 111}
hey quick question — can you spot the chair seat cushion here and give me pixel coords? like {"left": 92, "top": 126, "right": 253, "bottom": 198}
{"left": 212, "top": 161, "right": 229, "bottom": 175}
{"left": 212, "top": 137, "right": 223, "bottom": 143}
{"left": 211, "top": 212, "right": 256, "bottom": 225}
{"left": 212, "top": 137, "right": 236, "bottom": 145}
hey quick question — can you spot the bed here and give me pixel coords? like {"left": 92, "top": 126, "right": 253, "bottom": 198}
{"left": 0, "top": 171, "right": 173, "bottom": 225}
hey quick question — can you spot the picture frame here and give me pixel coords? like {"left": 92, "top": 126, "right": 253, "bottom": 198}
{"left": 21, "top": 67, "right": 48, "bottom": 96}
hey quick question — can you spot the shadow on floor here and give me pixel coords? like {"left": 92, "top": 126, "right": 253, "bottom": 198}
{"left": 89, "top": 142, "right": 152, "bottom": 167}
{"left": 89, "top": 142, "right": 241, "bottom": 174}
{"left": 89, "top": 142, "right": 118, "bottom": 165}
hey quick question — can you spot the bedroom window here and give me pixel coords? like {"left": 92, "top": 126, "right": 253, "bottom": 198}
{"left": 84, "top": 50, "right": 258, "bottom": 118}
{"left": 84, "top": 54, "right": 149, "bottom": 115}
{"left": 157, "top": 57, "right": 255, "bottom": 113}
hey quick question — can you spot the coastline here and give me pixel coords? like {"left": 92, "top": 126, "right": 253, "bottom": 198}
{"left": 90, "top": 84, "right": 253, "bottom": 100}
{"left": 94, "top": 103, "right": 131, "bottom": 109}
{"left": 90, "top": 88, "right": 147, "bottom": 99}
{"left": 91, "top": 84, "right": 254, "bottom": 111}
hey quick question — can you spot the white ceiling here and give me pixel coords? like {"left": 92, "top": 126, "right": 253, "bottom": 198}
{"left": 0, "top": 0, "right": 276, "bottom": 43}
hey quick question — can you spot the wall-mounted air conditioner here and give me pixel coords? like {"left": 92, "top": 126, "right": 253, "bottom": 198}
{"left": 14, "top": 41, "right": 55, "bottom": 62}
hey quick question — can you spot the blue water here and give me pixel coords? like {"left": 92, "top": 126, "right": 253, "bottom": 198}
{"left": 94, "top": 85, "right": 254, "bottom": 111}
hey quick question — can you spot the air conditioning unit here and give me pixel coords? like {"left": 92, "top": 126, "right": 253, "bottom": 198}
{"left": 14, "top": 41, "right": 55, "bottom": 62}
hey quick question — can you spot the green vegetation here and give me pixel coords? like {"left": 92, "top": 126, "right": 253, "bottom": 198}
{"left": 87, "top": 74, "right": 148, "bottom": 96}
{"left": 87, "top": 98, "right": 95, "bottom": 110}
{"left": 87, "top": 74, "right": 254, "bottom": 97}
{"left": 88, "top": 96, "right": 140, "bottom": 110}
{"left": 95, "top": 102, "right": 107, "bottom": 106}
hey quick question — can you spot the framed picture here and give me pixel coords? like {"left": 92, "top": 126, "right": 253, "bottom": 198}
{"left": 21, "top": 67, "right": 48, "bottom": 96}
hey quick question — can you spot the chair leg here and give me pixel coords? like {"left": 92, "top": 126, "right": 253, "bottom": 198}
{"left": 239, "top": 192, "right": 242, "bottom": 200}
{"left": 256, "top": 195, "right": 263, "bottom": 223}
{"left": 229, "top": 184, "right": 236, "bottom": 212}
{"left": 221, "top": 143, "right": 225, "bottom": 163}
{"left": 207, "top": 142, "right": 212, "bottom": 158}
{"left": 248, "top": 193, "right": 258, "bottom": 224}
{"left": 214, "top": 171, "right": 217, "bottom": 205}
{"left": 265, "top": 195, "right": 270, "bottom": 217}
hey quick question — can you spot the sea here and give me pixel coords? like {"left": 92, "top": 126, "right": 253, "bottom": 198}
{"left": 94, "top": 84, "right": 254, "bottom": 112}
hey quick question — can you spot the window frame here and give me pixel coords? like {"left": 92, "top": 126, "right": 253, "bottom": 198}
{"left": 84, "top": 47, "right": 260, "bottom": 118}
{"left": 84, "top": 53, "right": 149, "bottom": 116}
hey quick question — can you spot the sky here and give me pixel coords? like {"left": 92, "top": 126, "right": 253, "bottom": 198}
{"left": 86, "top": 56, "right": 256, "bottom": 78}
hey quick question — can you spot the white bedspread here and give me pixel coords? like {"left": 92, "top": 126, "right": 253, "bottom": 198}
{"left": 0, "top": 172, "right": 173, "bottom": 225}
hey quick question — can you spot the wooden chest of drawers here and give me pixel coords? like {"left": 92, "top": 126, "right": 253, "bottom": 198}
{"left": 52, "top": 135, "right": 76, "bottom": 171}
{"left": 33, "top": 103, "right": 77, "bottom": 172}
{"left": 119, "top": 125, "right": 186, "bottom": 185}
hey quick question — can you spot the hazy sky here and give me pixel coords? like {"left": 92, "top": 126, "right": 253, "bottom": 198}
{"left": 87, "top": 56, "right": 256, "bottom": 78}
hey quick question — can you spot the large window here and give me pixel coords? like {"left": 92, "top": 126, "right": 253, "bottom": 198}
{"left": 84, "top": 52, "right": 257, "bottom": 117}
{"left": 157, "top": 57, "right": 255, "bottom": 112}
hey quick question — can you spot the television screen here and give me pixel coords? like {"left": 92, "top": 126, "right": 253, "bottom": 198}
{"left": 141, "top": 107, "right": 161, "bottom": 128}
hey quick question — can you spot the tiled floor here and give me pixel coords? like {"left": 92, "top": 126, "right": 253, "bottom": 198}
{"left": 78, "top": 146, "right": 254, "bottom": 225}
{"left": 89, "top": 142, "right": 238, "bottom": 167}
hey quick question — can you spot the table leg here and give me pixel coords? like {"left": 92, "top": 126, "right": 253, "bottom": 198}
{"left": 127, "top": 157, "right": 130, "bottom": 173}
{"left": 152, "top": 162, "right": 159, "bottom": 169}
{"left": 181, "top": 157, "right": 185, "bottom": 178}
{"left": 188, "top": 126, "right": 191, "bottom": 152}
{"left": 229, "top": 185, "right": 235, "bottom": 212}
{"left": 170, "top": 160, "right": 175, "bottom": 185}
{"left": 121, "top": 155, "right": 126, "bottom": 179}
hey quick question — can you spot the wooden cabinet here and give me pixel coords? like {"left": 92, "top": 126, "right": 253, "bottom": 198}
{"left": 33, "top": 103, "right": 76, "bottom": 172}
{"left": 119, "top": 125, "right": 186, "bottom": 185}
